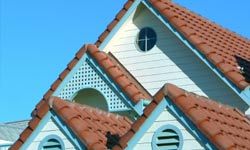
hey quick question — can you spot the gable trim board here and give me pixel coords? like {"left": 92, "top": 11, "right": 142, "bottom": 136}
{"left": 96, "top": 0, "right": 250, "bottom": 107}
{"left": 114, "top": 84, "right": 250, "bottom": 150}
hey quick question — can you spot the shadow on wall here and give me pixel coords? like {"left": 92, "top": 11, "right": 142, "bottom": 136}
{"left": 235, "top": 55, "right": 250, "bottom": 83}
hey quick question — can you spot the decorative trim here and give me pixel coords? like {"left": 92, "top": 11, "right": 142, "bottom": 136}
{"left": 151, "top": 124, "right": 183, "bottom": 150}
{"left": 38, "top": 134, "right": 65, "bottom": 150}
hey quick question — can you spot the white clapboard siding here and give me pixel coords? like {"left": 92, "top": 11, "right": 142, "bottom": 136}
{"left": 103, "top": 4, "right": 246, "bottom": 111}
{"left": 26, "top": 118, "right": 76, "bottom": 150}
{"left": 133, "top": 109, "right": 205, "bottom": 150}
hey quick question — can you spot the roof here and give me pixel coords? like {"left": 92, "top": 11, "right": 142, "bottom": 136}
{"left": 114, "top": 83, "right": 250, "bottom": 149}
{"left": 50, "top": 97, "right": 132, "bottom": 149}
{"left": 96, "top": 0, "right": 250, "bottom": 90}
{"left": 0, "top": 120, "right": 28, "bottom": 142}
{"left": 10, "top": 97, "right": 132, "bottom": 149}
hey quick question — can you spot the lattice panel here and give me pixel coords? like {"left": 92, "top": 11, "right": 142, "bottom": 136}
{"left": 58, "top": 60, "right": 129, "bottom": 111}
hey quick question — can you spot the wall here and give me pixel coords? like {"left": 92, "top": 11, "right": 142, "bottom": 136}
{"left": 103, "top": 4, "right": 247, "bottom": 111}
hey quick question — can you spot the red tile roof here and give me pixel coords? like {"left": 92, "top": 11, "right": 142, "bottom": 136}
{"left": 10, "top": 44, "right": 150, "bottom": 149}
{"left": 114, "top": 83, "right": 250, "bottom": 149}
{"left": 96, "top": 0, "right": 250, "bottom": 90}
{"left": 50, "top": 97, "right": 132, "bottom": 149}
{"left": 11, "top": 97, "right": 132, "bottom": 150}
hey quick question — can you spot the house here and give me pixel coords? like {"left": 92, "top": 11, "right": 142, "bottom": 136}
{"left": 5, "top": 0, "right": 250, "bottom": 149}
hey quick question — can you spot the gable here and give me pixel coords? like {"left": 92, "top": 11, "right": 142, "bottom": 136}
{"left": 134, "top": 108, "right": 205, "bottom": 150}
{"left": 18, "top": 112, "right": 79, "bottom": 150}
{"left": 101, "top": 3, "right": 248, "bottom": 112}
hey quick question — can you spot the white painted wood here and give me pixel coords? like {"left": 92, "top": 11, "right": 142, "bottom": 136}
{"left": 26, "top": 118, "right": 76, "bottom": 150}
{"left": 134, "top": 109, "right": 205, "bottom": 150}
{"left": 103, "top": 4, "right": 247, "bottom": 111}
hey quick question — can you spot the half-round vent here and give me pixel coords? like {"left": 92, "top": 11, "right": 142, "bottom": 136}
{"left": 152, "top": 125, "right": 183, "bottom": 150}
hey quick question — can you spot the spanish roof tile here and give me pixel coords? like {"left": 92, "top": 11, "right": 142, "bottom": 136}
{"left": 115, "top": 83, "right": 250, "bottom": 149}
{"left": 10, "top": 44, "right": 150, "bottom": 149}
{"left": 49, "top": 97, "right": 132, "bottom": 149}
{"left": 96, "top": 0, "right": 250, "bottom": 90}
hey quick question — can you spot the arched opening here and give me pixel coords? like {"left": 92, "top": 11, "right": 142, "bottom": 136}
{"left": 72, "top": 88, "right": 109, "bottom": 111}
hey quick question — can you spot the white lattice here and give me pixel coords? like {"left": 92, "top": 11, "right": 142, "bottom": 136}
{"left": 58, "top": 60, "right": 129, "bottom": 111}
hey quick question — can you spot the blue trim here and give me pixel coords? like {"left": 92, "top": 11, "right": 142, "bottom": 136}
{"left": 20, "top": 112, "right": 52, "bottom": 150}
{"left": 240, "top": 87, "right": 250, "bottom": 106}
{"left": 164, "top": 97, "right": 217, "bottom": 150}
{"left": 151, "top": 124, "right": 183, "bottom": 150}
{"left": 0, "top": 144, "right": 12, "bottom": 148}
{"left": 142, "top": 1, "right": 250, "bottom": 106}
{"left": 126, "top": 100, "right": 167, "bottom": 149}
{"left": 51, "top": 111, "right": 86, "bottom": 150}
{"left": 52, "top": 54, "right": 88, "bottom": 96}
{"left": 86, "top": 54, "right": 142, "bottom": 115}
{"left": 99, "top": 0, "right": 143, "bottom": 50}
{"left": 38, "top": 134, "right": 65, "bottom": 150}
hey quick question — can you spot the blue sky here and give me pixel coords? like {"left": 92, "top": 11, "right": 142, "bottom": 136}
{"left": 0, "top": 0, "right": 249, "bottom": 122}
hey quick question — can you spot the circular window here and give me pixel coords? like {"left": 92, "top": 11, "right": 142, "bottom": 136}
{"left": 136, "top": 27, "right": 157, "bottom": 52}
{"left": 152, "top": 125, "right": 183, "bottom": 150}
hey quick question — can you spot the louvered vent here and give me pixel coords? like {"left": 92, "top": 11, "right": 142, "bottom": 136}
{"left": 156, "top": 129, "right": 179, "bottom": 149}
{"left": 152, "top": 125, "right": 182, "bottom": 150}
{"left": 43, "top": 139, "right": 62, "bottom": 150}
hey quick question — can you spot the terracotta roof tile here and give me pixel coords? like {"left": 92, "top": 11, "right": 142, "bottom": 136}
{"left": 116, "top": 83, "right": 250, "bottom": 149}
{"left": 149, "top": 0, "right": 250, "bottom": 90}
{"left": 96, "top": 0, "right": 250, "bottom": 90}
{"left": 49, "top": 97, "right": 132, "bottom": 149}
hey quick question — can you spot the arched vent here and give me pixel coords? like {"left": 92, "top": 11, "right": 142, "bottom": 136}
{"left": 43, "top": 139, "right": 62, "bottom": 150}
{"left": 152, "top": 125, "right": 183, "bottom": 150}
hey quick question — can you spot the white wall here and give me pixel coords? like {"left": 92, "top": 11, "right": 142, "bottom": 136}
{"left": 26, "top": 118, "right": 76, "bottom": 150}
{"left": 133, "top": 108, "right": 205, "bottom": 150}
{"left": 103, "top": 4, "right": 247, "bottom": 111}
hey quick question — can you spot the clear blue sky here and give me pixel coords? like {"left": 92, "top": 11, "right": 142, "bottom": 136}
{"left": 0, "top": 0, "right": 249, "bottom": 122}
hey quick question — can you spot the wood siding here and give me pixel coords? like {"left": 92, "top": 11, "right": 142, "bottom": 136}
{"left": 103, "top": 4, "right": 247, "bottom": 111}
{"left": 26, "top": 118, "right": 76, "bottom": 150}
{"left": 134, "top": 108, "right": 205, "bottom": 150}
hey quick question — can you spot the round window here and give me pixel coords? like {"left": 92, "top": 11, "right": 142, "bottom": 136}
{"left": 136, "top": 27, "right": 157, "bottom": 52}
{"left": 152, "top": 125, "right": 183, "bottom": 150}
